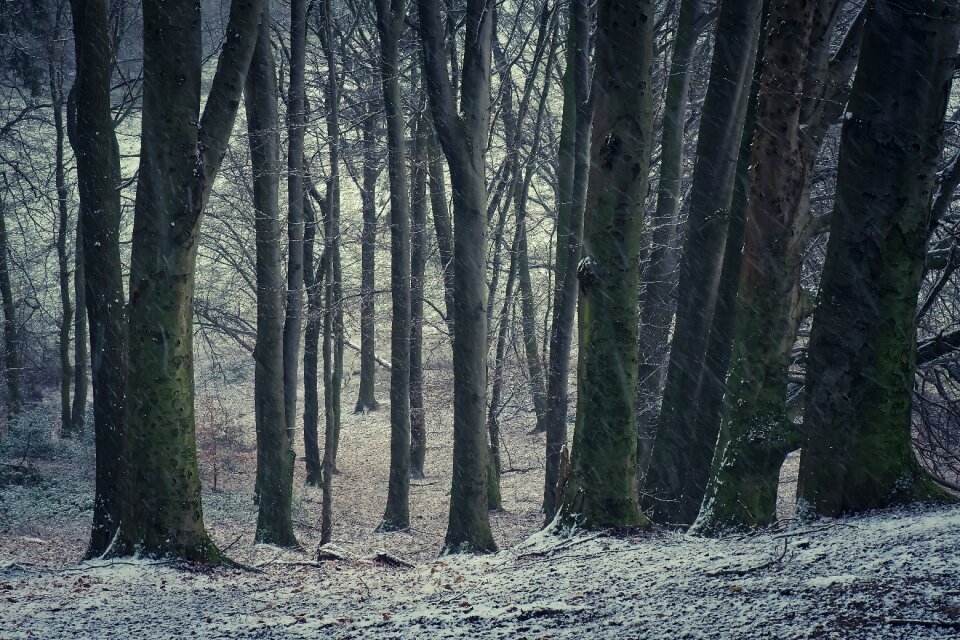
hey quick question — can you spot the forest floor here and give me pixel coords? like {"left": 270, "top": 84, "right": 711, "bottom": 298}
{"left": 1, "top": 362, "right": 959, "bottom": 638}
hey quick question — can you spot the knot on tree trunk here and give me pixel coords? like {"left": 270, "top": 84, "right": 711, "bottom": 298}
{"left": 577, "top": 256, "right": 599, "bottom": 294}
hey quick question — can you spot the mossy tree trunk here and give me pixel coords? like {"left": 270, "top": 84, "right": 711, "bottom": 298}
{"left": 245, "top": 8, "right": 298, "bottom": 547}
{"left": 418, "top": 0, "right": 497, "bottom": 553}
{"left": 557, "top": 0, "right": 655, "bottom": 530}
{"left": 122, "top": 0, "right": 264, "bottom": 561}
{"left": 375, "top": 0, "right": 412, "bottom": 532}
{"left": 692, "top": 0, "right": 826, "bottom": 535}
{"left": 798, "top": 0, "right": 960, "bottom": 518}
{"left": 543, "top": 0, "right": 591, "bottom": 520}
{"left": 66, "top": 0, "right": 127, "bottom": 557}
{"left": 642, "top": 0, "right": 764, "bottom": 525}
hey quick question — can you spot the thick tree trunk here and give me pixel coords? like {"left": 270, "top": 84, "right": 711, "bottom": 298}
{"left": 635, "top": 0, "right": 702, "bottom": 477}
{"left": 642, "top": 0, "right": 764, "bottom": 524}
{"left": 419, "top": 0, "right": 497, "bottom": 553}
{"left": 542, "top": 0, "right": 591, "bottom": 520}
{"left": 557, "top": 0, "right": 655, "bottom": 530}
{"left": 245, "top": 11, "right": 298, "bottom": 547}
{"left": 798, "top": 0, "right": 960, "bottom": 517}
{"left": 355, "top": 116, "right": 379, "bottom": 414}
{"left": 375, "top": 0, "right": 412, "bottom": 532}
{"left": 692, "top": 0, "right": 825, "bottom": 535}
{"left": 121, "top": 0, "right": 263, "bottom": 561}
{"left": 66, "top": 0, "right": 128, "bottom": 557}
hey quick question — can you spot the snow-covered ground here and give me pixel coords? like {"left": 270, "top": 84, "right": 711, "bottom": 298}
{"left": 2, "top": 373, "right": 959, "bottom": 638}
{"left": 2, "top": 503, "right": 959, "bottom": 637}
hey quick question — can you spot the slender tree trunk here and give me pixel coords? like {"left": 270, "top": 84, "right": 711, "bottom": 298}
{"left": 375, "top": 0, "right": 412, "bottom": 532}
{"left": 121, "top": 0, "right": 264, "bottom": 561}
{"left": 557, "top": 0, "right": 656, "bottom": 530}
{"left": 245, "top": 10, "right": 298, "bottom": 547}
{"left": 51, "top": 68, "right": 73, "bottom": 437}
{"left": 426, "top": 135, "right": 455, "bottom": 337}
{"left": 543, "top": 0, "right": 591, "bottom": 519}
{"left": 302, "top": 190, "right": 323, "bottom": 487}
{"left": 798, "top": 0, "right": 960, "bottom": 518}
{"left": 71, "top": 214, "right": 88, "bottom": 433}
{"left": 0, "top": 194, "right": 21, "bottom": 418}
{"left": 642, "top": 0, "right": 765, "bottom": 524}
{"left": 419, "top": 0, "right": 497, "bottom": 553}
{"left": 66, "top": 0, "right": 128, "bottom": 557}
{"left": 355, "top": 115, "right": 379, "bottom": 414}
{"left": 410, "top": 94, "right": 428, "bottom": 480}
{"left": 635, "top": 0, "right": 702, "bottom": 476}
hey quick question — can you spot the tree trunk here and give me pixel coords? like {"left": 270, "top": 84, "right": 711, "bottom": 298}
{"left": 71, "top": 214, "right": 88, "bottom": 434}
{"left": 798, "top": 0, "right": 960, "bottom": 518}
{"left": 302, "top": 190, "right": 323, "bottom": 487}
{"left": 427, "top": 134, "right": 455, "bottom": 337}
{"left": 375, "top": 0, "right": 412, "bottom": 532}
{"left": 0, "top": 193, "right": 21, "bottom": 418}
{"left": 355, "top": 114, "right": 379, "bottom": 414}
{"left": 245, "top": 10, "right": 298, "bottom": 547}
{"left": 410, "top": 93, "right": 428, "bottom": 480}
{"left": 557, "top": 0, "right": 655, "bottom": 530}
{"left": 66, "top": 0, "right": 128, "bottom": 557}
{"left": 642, "top": 0, "right": 765, "bottom": 524}
{"left": 635, "top": 0, "right": 702, "bottom": 477}
{"left": 121, "top": 0, "right": 264, "bottom": 561}
{"left": 418, "top": 0, "right": 497, "bottom": 553}
{"left": 692, "top": 0, "right": 826, "bottom": 535}
{"left": 51, "top": 67, "right": 73, "bottom": 437}
{"left": 542, "top": 0, "right": 591, "bottom": 520}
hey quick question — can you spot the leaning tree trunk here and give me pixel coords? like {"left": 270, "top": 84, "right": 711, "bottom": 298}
{"left": 375, "top": 0, "right": 412, "bottom": 532}
{"left": 642, "top": 0, "right": 765, "bottom": 525}
{"left": 556, "top": 0, "right": 655, "bottom": 530}
{"left": 798, "top": 0, "right": 960, "bottom": 518}
{"left": 635, "top": 0, "right": 702, "bottom": 479}
{"left": 245, "top": 10, "right": 298, "bottom": 547}
{"left": 542, "top": 0, "right": 591, "bottom": 520}
{"left": 66, "top": 0, "right": 128, "bottom": 557}
{"left": 121, "top": 0, "right": 264, "bottom": 561}
{"left": 419, "top": 0, "right": 497, "bottom": 553}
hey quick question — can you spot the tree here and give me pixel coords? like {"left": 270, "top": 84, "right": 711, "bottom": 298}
{"left": 556, "top": 0, "right": 655, "bottom": 529}
{"left": 67, "top": 0, "right": 128, "bottom": 556}
{"left": 635, "top": 0, "right": 702, "bottom": 476}
{"left": 120, "top": 0, "right": 264, "bottom": 561}
{"left": 375, "top": 0, "right": 412, "bottom": 532}
{"left": 542, "top": 0, "right": 591, "bottom": 520}
{"left": 245, "top": 5, "right": 298, "bottom": 547}
{"left": 355, "top": 111, "right": 380, "bottom": 415}
{"left": 798, "top": 0, "right": 960, "bottom": 518}
{"left": 0, "top": 185, "right": 21, "bottom": 418}
{"left": 418, "top": 0, "right": 497, "bottom": 553}
{"left": 642, "top": 0, "right": 765, "bottom": 525}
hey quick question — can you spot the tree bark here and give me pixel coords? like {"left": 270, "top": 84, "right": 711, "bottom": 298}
{"left": 355, "top": 114, "right": 379, "bottom": 414}
{"left": 121, "top": 0, "right": 264, "bottom": 561}
{"left": 798, "top": 0, "right": 960, "bottom": 518}
{"left": 0, "top": 191, "right": 21, "bottom": 419}
{"left": 410, "top": 91, "right": 428, "bottom": 480}
{"left": 557, "top": 0, "right": 655, "bottom": 530}
{"left": 51, "top": 64, "right": 73, "bottom": 437}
